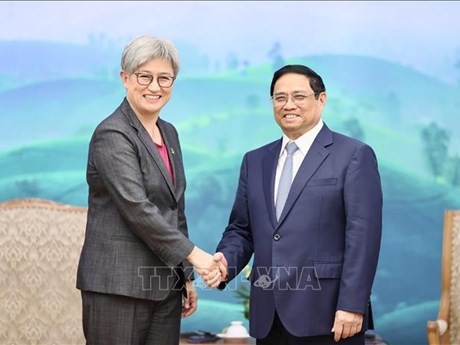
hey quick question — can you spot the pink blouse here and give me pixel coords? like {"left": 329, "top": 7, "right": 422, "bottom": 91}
{"left": 155, "top": 142, "right": 174, "bottom": 184}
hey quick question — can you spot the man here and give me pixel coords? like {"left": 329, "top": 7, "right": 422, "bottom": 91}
{"left": 214, "top": 64, "right": 382, "bottom": 344}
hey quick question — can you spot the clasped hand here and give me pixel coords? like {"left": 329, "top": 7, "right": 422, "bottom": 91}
{"left": 187, "top": 247, "right": 228, "bottom": 288}
{"left": 198, "top": 252, "right": 228, "bottom": 288}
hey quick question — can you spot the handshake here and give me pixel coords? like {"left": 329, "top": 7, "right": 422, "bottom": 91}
{"left": 187, "top": 247, "right": 228, "bottom": 288}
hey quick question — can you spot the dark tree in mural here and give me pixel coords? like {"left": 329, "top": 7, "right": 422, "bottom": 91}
{"left": 15, "top": 179, "right": 41, "bottom": 197}
{"left": 385, "top": 91, "right": 402, "bottom": 126}
{"left": 446, "top": 154, "right": 460, "bottom": 187}
{"left": 455, "top": 59, "right": 460, "bottom": 85}
{"left": 241, "top": 60, "right": 250, "bottom": 75}
{"left": 343, "top": 117, "right": 365, "bottom": 141}
{"left": 246, "top": 94, "right": 261, "bottom": 109}
{"left": 420, "top": 122, "right": 450, "bottom": 178}
{"left": 267, "top": 42, "right": 285, "bottom": 72}
{"left": 226, "top": 52, "right": 239, "bottom": 71}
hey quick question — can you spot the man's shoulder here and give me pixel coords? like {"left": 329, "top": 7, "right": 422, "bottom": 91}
{"left": 332, "top": 130, "right": 365, "bottom": 146}
{"left": 328, "top": 128, "right": 371, "bottom": 150}
{"left": 327, "top": 129, "right": 378, "bottom": 162}
{"left": 245, "top": 139, "right": 280, "bottom": 156}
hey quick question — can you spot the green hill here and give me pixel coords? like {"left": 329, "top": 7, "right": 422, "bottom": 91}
{"left": 2, "top": 53, "right": 459, "bottom": 152}
{"left": 1, "top": 52, "right": 460, "bottom": 344}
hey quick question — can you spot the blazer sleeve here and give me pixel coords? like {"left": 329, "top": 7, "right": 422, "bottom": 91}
{"left": 179, "top": 185, "right": 195, "bottom": 280}
{"left": 90, "top": 125, "right": 194, "bottom": 267}
{"left": 336, "top": 144, "right": 383, "bottom": 314}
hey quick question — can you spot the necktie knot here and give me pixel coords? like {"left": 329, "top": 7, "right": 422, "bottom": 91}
{"left": 285, "top": 141, "right": 298, "bottom": 156}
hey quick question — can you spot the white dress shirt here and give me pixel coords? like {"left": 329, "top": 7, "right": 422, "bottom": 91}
{"left": 274, "top": 119, "right": 324, "bottom": 204}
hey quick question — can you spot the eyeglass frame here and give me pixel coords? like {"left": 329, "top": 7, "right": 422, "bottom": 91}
{"left": 271, "top": 92, "right": 318, "bottom": 107}
{"left": 133, "top": 72, "right": 176, "bottom": 88}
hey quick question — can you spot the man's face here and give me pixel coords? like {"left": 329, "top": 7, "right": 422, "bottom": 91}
{"left": 120, "top": 58, "right": 175, "bottom": 118}
{"left": 272, "top": 73, "right": 326, "bottom": 140}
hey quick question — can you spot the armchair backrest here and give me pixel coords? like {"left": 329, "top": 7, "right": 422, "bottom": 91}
{"left": 0, "top": 198, "right": 87, "bottom": 345}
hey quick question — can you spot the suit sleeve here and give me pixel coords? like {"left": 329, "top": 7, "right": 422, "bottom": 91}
{"left": 216, "top": 153, "right": 254, "bottom": 282}
{"left": 90, "top": 126, "right": 194, "bottom": 267}
{"left": 336, "top": 144, "right": 382, "bottom": 314}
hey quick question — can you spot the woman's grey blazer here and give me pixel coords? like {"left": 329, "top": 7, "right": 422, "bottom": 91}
{"left": 77, "top": 98, "right": 194, "bottom": 301}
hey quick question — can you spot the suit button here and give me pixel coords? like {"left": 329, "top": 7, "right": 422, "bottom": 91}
{"left": 273, "top": 233, "right": 280, "bottom": 241}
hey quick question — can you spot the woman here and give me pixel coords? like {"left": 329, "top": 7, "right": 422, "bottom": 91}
{"left": 76, "top": 35, "right": 221, "bottom": 345}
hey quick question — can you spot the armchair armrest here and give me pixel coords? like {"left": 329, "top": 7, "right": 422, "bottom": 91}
{"left": 426, "top": 210, "right": 458, "bottom": 345}
{"left": 427, "top": 319, "right": 448, "bottom": 345}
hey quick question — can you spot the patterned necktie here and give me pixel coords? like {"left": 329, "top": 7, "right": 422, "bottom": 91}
{"left": 276, "top": 141, "right": 299, "bottom": 221}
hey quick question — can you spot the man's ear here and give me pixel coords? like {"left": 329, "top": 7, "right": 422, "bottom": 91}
{"left": 319, "top": 91, "right": 327, "bottom": 108}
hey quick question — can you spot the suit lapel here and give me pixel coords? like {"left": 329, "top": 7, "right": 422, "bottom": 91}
{"left": 276, "top": 126, "right": 333, "bottom": 227}
{"left": 262, "top": 140, "right": 282, "bottom": 229}
{"left": 158, "top": 120, "right": 182, "bottom": 197}
{"left": 138, "top": 125, "right": 177, "bottom": 200}
{"left": 121, "top": 99, "right": 177, "bottom": 200}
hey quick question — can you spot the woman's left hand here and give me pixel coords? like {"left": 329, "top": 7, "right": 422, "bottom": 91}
{"left": 182, "top": 280, "right": 198, "bottom": 318}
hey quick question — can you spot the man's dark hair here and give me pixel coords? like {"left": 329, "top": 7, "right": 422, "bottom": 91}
{"left": 270, "top": 64, "right": 326, "bottom": 97}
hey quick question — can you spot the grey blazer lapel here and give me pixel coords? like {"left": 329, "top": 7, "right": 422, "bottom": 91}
{"left": 276, "top": 126, "right": 333, "bottom": 227}
{"left": 158, "top": 120, "right": 184, "bottom": 197}
{"left": 121, "top": 100, "right": 177, "bottom": 200}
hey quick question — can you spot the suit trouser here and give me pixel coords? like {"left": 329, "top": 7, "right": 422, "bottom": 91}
{"left": 81, "top": 290, "right": 182, "bottom": 345}
{"left": 257, "top": 312, "right": 365, "bottom": 345}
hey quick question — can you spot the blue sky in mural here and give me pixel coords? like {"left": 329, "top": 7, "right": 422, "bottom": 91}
{"left": 1, "top": 1, "right": 459, "bottom": 83}
{"left": 1, "top": 2, "right": 460, "bottom": 344}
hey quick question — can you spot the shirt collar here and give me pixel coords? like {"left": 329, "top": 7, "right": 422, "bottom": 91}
{"left": 279, "top": 119, "right": 324, "bottom": 157}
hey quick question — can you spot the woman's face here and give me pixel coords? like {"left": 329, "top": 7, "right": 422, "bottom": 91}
{"left": 120, "top": 58, "right": 175, "bottom": 118}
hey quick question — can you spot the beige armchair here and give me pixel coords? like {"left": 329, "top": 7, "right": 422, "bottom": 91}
{"left": 0, "top": 198, "right": 87, "bottom": 345}
{"left": 427, "top": 210, "right": 460, "bottom": 345}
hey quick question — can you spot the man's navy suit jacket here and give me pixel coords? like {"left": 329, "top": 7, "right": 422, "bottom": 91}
{"left": 216, "top": 124, "right": 382, "bottom": 338}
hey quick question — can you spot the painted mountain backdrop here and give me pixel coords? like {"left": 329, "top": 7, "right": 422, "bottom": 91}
{"left": 1, "top": 40, "right": 460, "bottom": 345}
